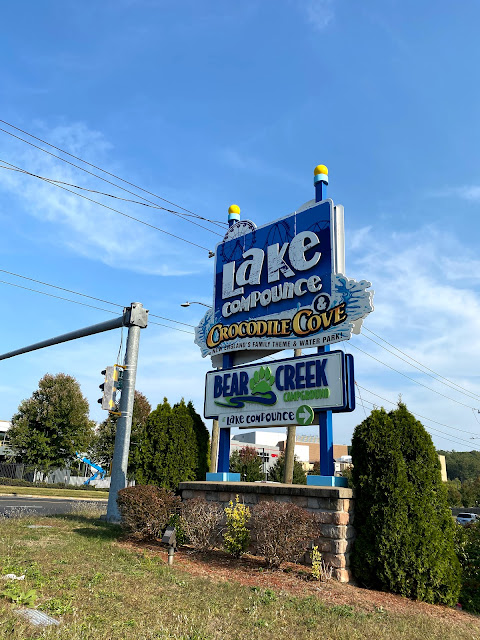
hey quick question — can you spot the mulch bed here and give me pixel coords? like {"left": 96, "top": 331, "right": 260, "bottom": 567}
{"left": 118, "top": 539, "right": 480, "bottom": 628}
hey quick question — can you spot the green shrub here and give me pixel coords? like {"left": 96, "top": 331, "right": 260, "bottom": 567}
{"left": 230, "top": 447, "right": 264, "bottom": 482}
{"left": 351, "top": 404, "right": 461, "bottom": 605}
{"left": 117, "top": 485, "right": 180, "bottom": 540}
{"left": 251, "top": 501, "right": 319, "bottom": 569}
{"left": 223, "top": 495, "right": 250, "bottom": 558}
{"left": 455, "top": 521, "right": 480, "bottom": 613}
{"left": 180, "top": 498, "right": 223, "bottom": 551}
{"left": 0, "top": 477, "right": 33, "bottom": 487}
{"left": 268, "top": 454, "right": 306, "bottom": 484}
{"left": 0, "top": 477, "right": 106, "bottom": 490}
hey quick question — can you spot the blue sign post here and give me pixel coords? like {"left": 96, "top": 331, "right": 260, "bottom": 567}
{"left": 313, "top": 167, "right": 335, "bottom": 481}
{"left": 197, "top": 166, "right": 373, "bottom": 484}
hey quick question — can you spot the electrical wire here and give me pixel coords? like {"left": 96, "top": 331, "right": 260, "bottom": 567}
{"left": 355, "top": 383, "right": 480, "bottom": 437}
{"left": 348, "top": 342, "right": 480, "bottom": 411}
{"left": 355, "top": 381, "right": 368, "bottom": 419}
{"left": 355, "top": 394, "right": 480, "bottom": 451}
{"left": 0, "top": 161, "right": 225, "bottom": 234}
{"left": 0, "top": 279, "right": 195, "bottom": 335}
{"left": 0, "top": 267, "right": 197, "bottom": 328}
{"left": 360, "top": 328, "right": 480, "bottom": 402}
{"left": 0, "top": 158, "right": 222, "bottom": 240}
{"left": 0, "top": 121, "right": 227, "bottom": 231}
{"left": 2, "top": 161, "right": 212, "bottom": 253}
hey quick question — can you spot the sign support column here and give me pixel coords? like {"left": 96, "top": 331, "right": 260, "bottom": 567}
{"left": 211, "top": 205, "right": 241, "bottom": 480}
{"left": 315, "top": 165, "right": 335, "bottom": 481}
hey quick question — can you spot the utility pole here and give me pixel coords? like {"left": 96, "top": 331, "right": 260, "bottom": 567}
{"left": 106, "top": 303, "right": 148, "bottom": 522}
{"left": 0, "top": 301, "right": 148, "bottom": 522}
{"left": 283, "top": 348, "right": 301, "bottom": 484}
{"left": 209, "top": 419, "right": 219, "bottom": 473}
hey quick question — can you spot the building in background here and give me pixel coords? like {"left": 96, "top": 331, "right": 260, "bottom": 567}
{"left": 0, "top": 420, "right": 11, "bottom": 461}
{"left": 231, "top": 430, "right": 350, "bottom": 474}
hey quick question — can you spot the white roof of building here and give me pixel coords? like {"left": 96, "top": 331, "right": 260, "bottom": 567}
{"left": 0, "top": 420, "right": 11, "bottom": 432}
{"left": 230, "top": 430, "right": 286, "bottom": 447}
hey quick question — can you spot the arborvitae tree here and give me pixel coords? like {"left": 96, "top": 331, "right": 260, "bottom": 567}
{"left": 134, "top": 398, "right": 197, "bottom": 490}
{"left": 230, "top": 446, "right": 264, "bottom": 481}
{"left": 268, "top": 453, "right": 307, "bottom": 484}
{"left": 90, "top": 390, "right": 151, "bottom": 477}
{"left": 351, "top": 403, "right": 461, "bottom": 605}
{"left": 187, "top": 400, "right": 210, "bottom": 480}
{"left": 9, "top": 373, "right": 95, "bottom": 475}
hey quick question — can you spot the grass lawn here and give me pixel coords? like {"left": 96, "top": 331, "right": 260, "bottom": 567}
{"left": 0, "top": 506, "right": 478, "bottom": 640}
{"left": 0, "top": 485, "right": 108, "bottom": 500}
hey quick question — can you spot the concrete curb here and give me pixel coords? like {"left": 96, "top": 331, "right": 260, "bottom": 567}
{"left": 0, "top": 492, "right": 108, "bottom": 502}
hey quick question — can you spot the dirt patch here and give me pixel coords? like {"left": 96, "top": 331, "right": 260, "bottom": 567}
{"left": 118, "top": 540, "right": 479, "bottom": 629}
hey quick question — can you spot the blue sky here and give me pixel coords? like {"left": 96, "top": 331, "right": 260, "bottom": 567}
{"left": 0, "top": 0, "right": 479, "bottom": 452}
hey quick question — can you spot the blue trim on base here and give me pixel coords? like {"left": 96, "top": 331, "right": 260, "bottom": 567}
{"left": 307, "top": 475, "right": 349, "bottom": 488}
{"left": 206, "top": 472, "right": 241, "bottom": 482}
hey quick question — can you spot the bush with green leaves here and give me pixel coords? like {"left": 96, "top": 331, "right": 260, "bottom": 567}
{"left": 251, "top": 501, "right": 319, "bottom": 569}
{"left": 180, "top": 498, "right": 224, "bottom": 551}
{"left": 455, "top": 521, "right": 480, "bottom": 613}
{"left": 223, "top": 495, "right": 251, "bottom": 558}
{"left": 117, "top": 485, "right": 180, "bottom": 540}
{"left": 230, "top": 446, "right": 264, "bottom": 482}
{"left": 351, "top": 403, "right": 461, "bottom": 605}
{"left": 268, "top": 453, "right": 307, "bottom": 485}
{"left": 133, "top": 398, "right": 198, "bottom": 490}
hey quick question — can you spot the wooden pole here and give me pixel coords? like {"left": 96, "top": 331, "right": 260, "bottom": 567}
{"left": 283, "top": 348, "right": 302, "bottom": 483}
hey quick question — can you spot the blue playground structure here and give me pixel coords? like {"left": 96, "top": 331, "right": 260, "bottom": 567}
{"left": 75, "top": 453, "right": 106, "bottom": 485}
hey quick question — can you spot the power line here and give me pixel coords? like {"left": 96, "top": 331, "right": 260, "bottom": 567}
{"left": 1, "top": 268, "right": 197, "bottom": 328}
{"left": 0, "top": 279, "right": 195, "bottom": 335}
{"left": 0, "top": 161, "right": 225, "bottom": 234}
{"left": 355, "top": 383, "right": 480, "bottom": 437}
{"left": 0, "top": 158, "right": 212, "bottom": 253}
{"left": 0, "top": 158, "right": 222, "bottom": 240}
{"left": 0, "top": 119, "right": 227, "bottom": 231}
{"left": 0, "top": 267, "right": 197, "bottom": 329}
{"left": 362, "top": 326, "right": 480, "bottom": 402}
{"left": 355, "top": 394, "right": 480, "bottom": 451}
{"left": 0, "top": 268, "right": 123, "bottom": 308}
{"left": 348, "top": 342, "right": 480, "bottom": 411}
{"left": 355, "top": 381, "right": 368, "bottom": 419}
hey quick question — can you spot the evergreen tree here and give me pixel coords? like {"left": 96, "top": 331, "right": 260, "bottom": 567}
{"left": 9, "top": 373, "right": 95, "bottom": 475}
{"left": 351, "top": 403, "right": 461, "bottom": 605}
{"left": 187, "top": 400, "right": 210, "bottom": 480}
{"left": 268, "top": 453, "right": 307, "bottom": 484}
{"left": 230, "top": 446, "right": 264, "bottom": 481}
{"left": 134, "top": 398, "right": 197, "bottom": 490}
{"left": 90, "top": 390, "right": 151, "bottom": 478}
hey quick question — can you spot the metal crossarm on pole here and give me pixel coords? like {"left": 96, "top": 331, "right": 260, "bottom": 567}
{"left": 0, "top": 315, "right": 125, "bottom": 361}
{"left": 0, "top": 301, "right": 148, "bottom": 522}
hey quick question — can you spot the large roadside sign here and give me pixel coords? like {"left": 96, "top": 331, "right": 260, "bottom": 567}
{"left": 195, "top": 200, "right": 373, "bottom": 361}
{"left": 204, "top": 351, "right": 355, "bottom": 428}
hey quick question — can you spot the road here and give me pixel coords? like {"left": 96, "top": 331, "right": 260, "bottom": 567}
{"left": 0, "top": 495, "right": 106, "bottom": 517}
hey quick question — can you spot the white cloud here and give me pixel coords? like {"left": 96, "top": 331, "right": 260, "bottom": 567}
{"left": 0, "top": 122, "right": 215, "bottom": 276}
{"left": 303, "top": 0, "right": 335, "bottom": 31}
{"left": 335, "top": 224, "right": 480, "bottom": 450}
{"left": 427, "top": 184, "right": 480, "bottom": 202}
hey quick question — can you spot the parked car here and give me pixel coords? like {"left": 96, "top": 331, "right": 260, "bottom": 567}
{"left": 456, "top": 512, "right": 479, "bottom": 526}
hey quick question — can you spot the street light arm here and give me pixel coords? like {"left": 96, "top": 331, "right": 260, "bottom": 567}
{"left": 181, "top": 301, "right": 210, "bottom": 308}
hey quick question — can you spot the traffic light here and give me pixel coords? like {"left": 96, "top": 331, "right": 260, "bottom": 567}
{"left": 98, "top": 365, "right": 125, "bottom": 413}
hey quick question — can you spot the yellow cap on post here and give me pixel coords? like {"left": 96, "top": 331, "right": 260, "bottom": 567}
{"left": 228, "top": 204, "right": 241, "bottom": 225}
{"left": 313, "top": 164, "right": 329, "bottom": 186}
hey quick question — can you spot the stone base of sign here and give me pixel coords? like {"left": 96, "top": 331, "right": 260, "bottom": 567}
{"left": 179, "top": 481, "right": 355, "bottom": 583}
{"left": 307, "top": 475, "right": 349, "bottom": 488}
{"left": 205, "top": 472, "right": 241, "bottom": 482}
